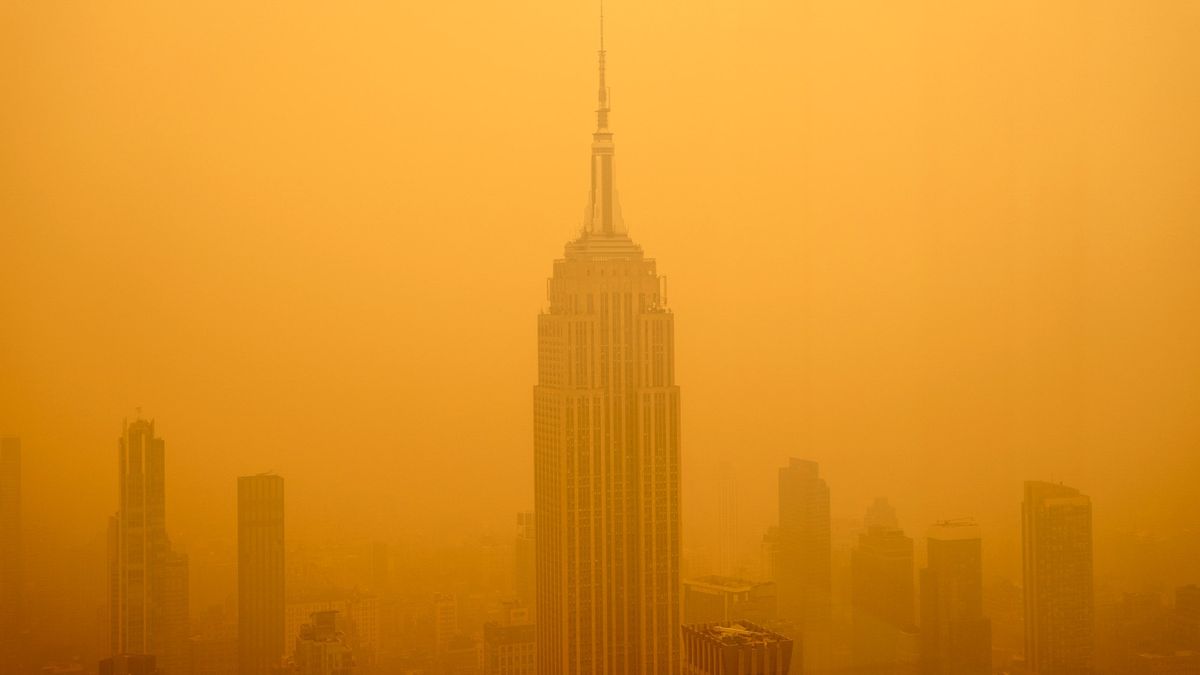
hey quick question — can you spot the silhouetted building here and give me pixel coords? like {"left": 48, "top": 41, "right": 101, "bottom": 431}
{"left": 108, "top": 418, "right": 190, "bottom": 675}
{"left": 851, "top": 523, "right": 916, "bottom": 670}
{"left": 483, "top": 615, "right": 535, "bottom": 675}
{"left": 1172, "top": 585, "right": 1200, "bottom": 650}
{"left": 293, "top": 612, "right": 353, "bottom": 675}
{"left": 239, "top": 474, "right": 285, "bottom": 675}
{"left": 533, "top": 20, "right": 681, "bottom": 675}
{"left": 864, "top": 498, "right": 899, "bottom": 531}
{"left": 776, "top": 459, "right": 831, "bottom": 631}
{"left": 100, "top": 654, "right": 158, "bottom": 675}
{"left": 0, "top": 436, "right": 22, "bottom": 672}
{"left": 919, "top": 521, "right": 990, "bottom": 675}
{"left": 514, "top": 512, "right": 535, "bottom": 612}
{"left": 682, "top": 621, "right": 795, "bottom": 675}
{"left": 285, "top": 593, "right": 377, "bottom": 668}
{"left": 775, "top": 459, "right": 831, "bottom": 670}
{"left": 683, "top": 577, "right": 777, "bottom": 626}
{"left": 1022, "top": 481, "right": 1093, "bottom": 675}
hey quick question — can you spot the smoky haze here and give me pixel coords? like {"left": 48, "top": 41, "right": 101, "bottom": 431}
{"left": 1, "top": 0, "right": 1198, "bottom": 670}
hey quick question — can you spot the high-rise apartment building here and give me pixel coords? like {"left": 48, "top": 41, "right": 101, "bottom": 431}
{"left": 238, "top": 474, "right": 285, "bottom": 675}
{"left": 681, "top": 622, "right": 795, "bottom": 675}
{"left": 108, "top": 418, "right": 190, "bottom": 675}
{"left": 533, "top": 20, "right": 681, "bottom": 675}
{"left": 776, "top": 459, "right": 831, "bottom": 631}
{"left": 919, "top": 521, "right": 990, "bottom": 675}
{"left": 0, "top": 436, "right": 22, "bottom": 672}
{"left": 1022, "top": 481, "right": 1094, "bottom": 675}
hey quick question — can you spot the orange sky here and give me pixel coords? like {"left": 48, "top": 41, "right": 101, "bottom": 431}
{"left": 1, "top": 1, "right": 1198, "bottom": 582}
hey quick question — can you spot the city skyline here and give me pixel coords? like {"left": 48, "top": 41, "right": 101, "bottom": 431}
{"left": 2, "top": 2, "right": 1199, "bottom": 675}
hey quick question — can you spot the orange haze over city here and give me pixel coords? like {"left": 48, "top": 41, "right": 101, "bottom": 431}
{"left": 1, "top": 2, "right": 1198, "bottom": 674}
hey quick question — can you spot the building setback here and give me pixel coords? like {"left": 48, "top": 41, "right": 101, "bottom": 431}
{"left": 533, "top": 17, "right": 681, "bottom": 675}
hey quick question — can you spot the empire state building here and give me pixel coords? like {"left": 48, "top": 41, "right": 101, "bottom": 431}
{"left": 533, "top": 21, "right": 682, "bottom": 675}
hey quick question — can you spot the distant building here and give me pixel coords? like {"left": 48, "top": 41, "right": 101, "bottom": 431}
{"left": 444, "top": 634, "right": 482, "bottom": 675}
{"left": 776, "top": 459, "right": 831, "bottom": 671}
{"left": 433, "top": 593, "right": 458, "bottom": 658}
{"left": 108, "top": 418, "right": 190, "bottom": 675}
{"left": 100, "top": 654, "right": 157, "bottom": 675}
{"left": 513, "top": 513, "right": 535, "bottom": 612}
{"left": 483, "top": 616, "right": 534, "bottom": 675}
{"left": 681, "top": 621, "right": 795, "bottom": 675}
{"left": 683, "top": 577, "right": 777, "bottom": 626}
{"left": 293, "top": 612, "right": 353, "bottom": 675}
{"left": 1172, "top": 585, "right": 1200, "bottom": 650}
{"left": 776, "top": 459, "right": 831, "bottom": 630}
{"left": 851, "top": 524, "right": 916, "bottom": 670}
{"left": 863, "top": 498, "right": 899, "bottom": 531}
{"left": 0, "top": 436, "right": 22, "bottom": 671}
{"left": 919, "top": 521, "right": 990, "bottom": 675}
{"left": 239, "top": 474, "right": 285, "bottom": 675}
{"left": 285, "top": 594, "right": 377, "bottom": 668}
{"left": 1022, "top": 481, "right": 1094, "bottom": 674}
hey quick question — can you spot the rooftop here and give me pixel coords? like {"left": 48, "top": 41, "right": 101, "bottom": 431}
{"left": 684, "top": 621, "right": 791, "bottom": 648}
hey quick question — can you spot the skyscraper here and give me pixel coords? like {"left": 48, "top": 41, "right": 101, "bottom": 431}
{"left": 533, "top": 18, "right": 682, "bottom": 675}
{"left": 1022, "top": 481, "right": 1094, "bottom": 675}
{"left": 238, "top": 474, "right": 285, "bottom": 675}
{"left": 108, "top": 418, "right": 190, "bottom": 675}
{"left": 919, "top": 521, "right": 990, "bottom": 675}
{"left": 0, "top": 436, "right": 22, "bottom": 672}
{"left": 776, "top": 459, "right": 831, "bottom": 632}
{"left": 851, "top": 522, "right": 916, "bottom": 670}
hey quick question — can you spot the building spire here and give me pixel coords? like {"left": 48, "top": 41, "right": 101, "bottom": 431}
{"left": 583, "top": 1, "right": 625, "bottom": 236}
{"left": 597, "top": 1, "right": 609, "bottom": 131}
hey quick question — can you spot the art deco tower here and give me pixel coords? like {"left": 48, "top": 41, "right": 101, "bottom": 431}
{"left": 534, "top": 19, "right": 682, "bottom": 675}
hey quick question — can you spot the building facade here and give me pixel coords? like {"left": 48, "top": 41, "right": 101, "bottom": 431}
{"left": 851, "top": 524, "right": 916, "bottom": 670}
{"left": 681, "top": 622, "right": 794, "bottom": 675}
{"left": 533, "top": 24, "right": 682, "bottom": 675}
{"left": 1022, "top": 481, "right": 1094, "bottom": 675}
{"left": 108, "top": 418, "right": 190, "bottom": 675}
{"left": 919, "top": 521, "right": 990, "bottom": 675}
{"left": 239, "top": 474, "right": 285, "bottom": 675}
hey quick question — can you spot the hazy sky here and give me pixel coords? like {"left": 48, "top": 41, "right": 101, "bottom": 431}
{"left": 2, "top": 1, "right": 1198, "bottom": 581}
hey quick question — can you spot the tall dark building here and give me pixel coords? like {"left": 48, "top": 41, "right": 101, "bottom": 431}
{"left": 533, "top": 18, "right": 682, "bottom": 675}
{"left": 238, "top": 474, "right": 285, "bottom": 675}
{"left": 919, "top": 521, "right": 990, "bottom": 675}
{"left": 851, "top": 523, "right": 916, "bottom": 669}
{"left": 776, "top": 459, "right": 831, "bottom": 630}
{"left": 0, "top": 436, "right": 22, "bottom": 671}
{"left": 108, "top": 418, "right": 190, "bottom": 675}
{"left": 1022, "top": 481, "right": 1093, "bottom": 675}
